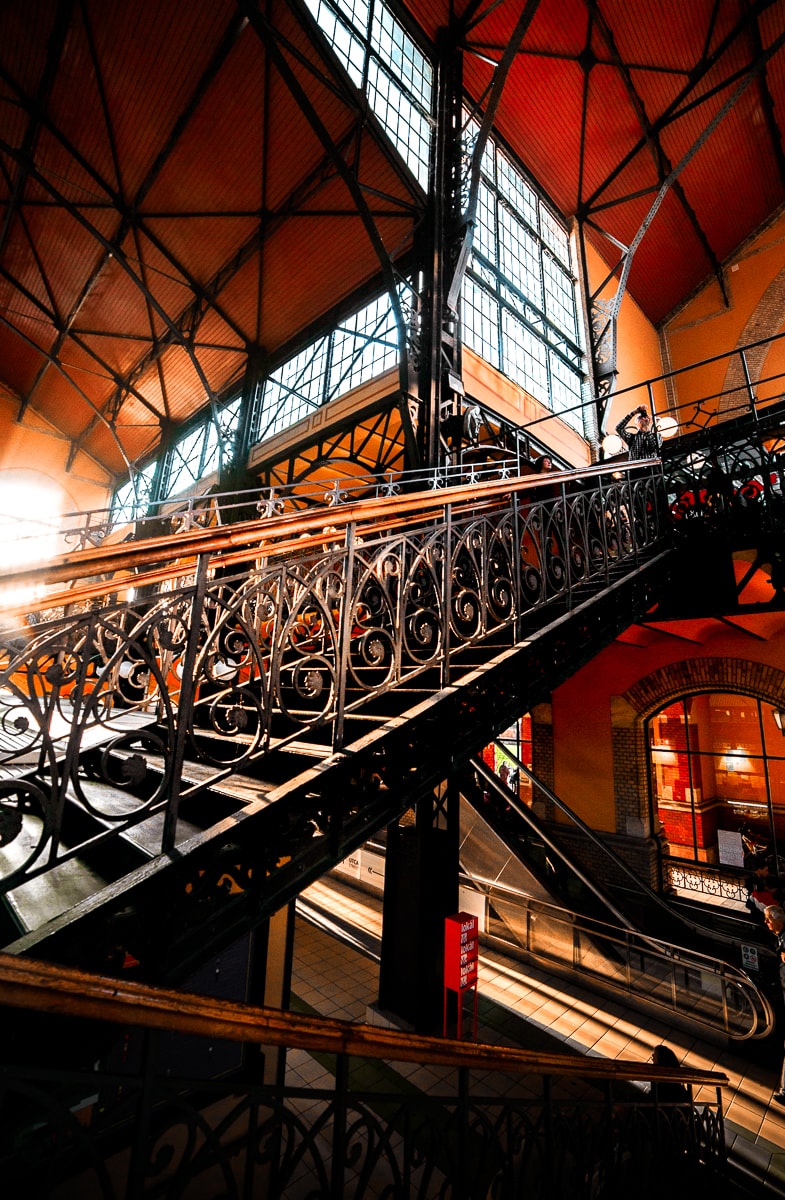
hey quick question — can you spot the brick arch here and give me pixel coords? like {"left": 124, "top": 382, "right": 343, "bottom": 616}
{"left": 622, "top": 657, "right": 785, "bottom": 721}
{"left": 720, "top": 266, "right": 785, "bottom": 414}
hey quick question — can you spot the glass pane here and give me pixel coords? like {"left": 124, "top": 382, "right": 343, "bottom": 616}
{"left": 474, "top": 181, "right": 497, "bottom": 264}
{"left": 498, "top": 205, "right": 542, "bottom": 309}
{"left": 496, "top": 148, "right": 538, "bottom": 230}
{"left": 762, "top": 701, "right": 785, "bottom": 757}
{"left": 462, "top": 278, "right": 499, "bottom": 368}
{"left": 327, "top": 293, "right": 399, "bottom": 400}
{"left": 165, "top": 425, "right": 206, "bottom": 497}
{"left": 549, "top": 352, "right": 584, "bottom": 433}
{"left": 367, "top": 59, "right": 431, "bottom": 189}
{"left": 540, "top": 203, "right": 570, "bottom": 265}
{"left": 704, "top": 693, "right": 763, "bottom": 756}
{"left": 542, "top": 252, "right": 577, "bottom": 341}
{"left": 501, "top": 309, "right": 548, "bottom": 404}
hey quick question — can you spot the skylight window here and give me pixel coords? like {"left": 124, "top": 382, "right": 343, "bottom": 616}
{"left": 303, "top": 0, "right": 433, "bottom": 188}
{"left": 463, "top": 117, "right": 585, "bottom": 436}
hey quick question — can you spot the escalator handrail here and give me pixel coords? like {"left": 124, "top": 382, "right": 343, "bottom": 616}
{"left": 498, "top": 745, "right": 767, "bottom": 957}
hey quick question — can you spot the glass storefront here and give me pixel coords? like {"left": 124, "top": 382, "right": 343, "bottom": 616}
{"left": 647, "top": 693, "right": 785, "bottom": 876}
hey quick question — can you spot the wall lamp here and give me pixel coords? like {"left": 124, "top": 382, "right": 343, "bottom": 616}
{"left": 773, "top": 709, "right": 785, "bottom": 734}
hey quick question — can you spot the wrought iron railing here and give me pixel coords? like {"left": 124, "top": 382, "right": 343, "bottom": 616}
{"left": 0, "top": 952, "right": 728, "bottom": 1200}
{"left": 0, "top": 463, "right": 666, "bottom": 916}
{"left": 665, "top": 858, "right": 752, "bottom": 907}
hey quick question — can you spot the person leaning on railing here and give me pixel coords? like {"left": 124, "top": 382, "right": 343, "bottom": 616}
{"left": 615, "top": 406, "right": 662, "bottom": 460}
{"left": 764, "top": 904, "right": 785, "bottom": 1107}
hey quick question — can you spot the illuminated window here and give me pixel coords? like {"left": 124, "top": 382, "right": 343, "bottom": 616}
{"left": 462, "top": 118, "right": 585, "bottom": 435}
{"left": 647, "top": 693, "right": 785, "bottom": 873}
{"left": 110, "top": 398, "right": 242, "bottom": 524}
{"left": 252, "top": 287, "right": 407, "bottom": 447}
{"left": 303, "top": 0, "right": 433, "bottom": 188}
{"left": 111, "top": 460, "right": 158, "bottom": 527}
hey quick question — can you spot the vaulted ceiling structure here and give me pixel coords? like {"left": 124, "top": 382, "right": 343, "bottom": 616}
{"left": 1, "top": 0, "right": 784, "bottom": 484}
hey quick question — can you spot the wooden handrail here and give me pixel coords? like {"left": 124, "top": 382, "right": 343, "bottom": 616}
{"left": 0, "top": 952, "right": 726, "bottom": 1088}
{"left": 0, "top": 461, "right": 659, "bottom": 620}
{"left": 1, "top": 461, "right": 645, "bottom": 590}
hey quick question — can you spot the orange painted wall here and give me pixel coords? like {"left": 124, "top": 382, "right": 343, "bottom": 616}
{"left": 0, "top": 385, "right": 111, "bottom": 545}
{"left": 662, "top": 208, "right": 785, "bottom": 414}
{"left": 583, "top": 242, "right": 668, "bottom": 436}
{"left": 552, "top": 614, "right": 785, "bottom": 833}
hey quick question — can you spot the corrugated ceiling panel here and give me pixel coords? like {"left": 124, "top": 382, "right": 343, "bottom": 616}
{"left": 141, "top": 27, "right": 266, "bottom": 217}
{"left": 670, "top": 96, "right": 783, "bottom": 261}
{"left": 600, "top": 0, "right": 742, "bottom": 72}
{"left": 474, "top": 55, "right": 585, "bottom": 218}
{"left": 139, "top": 216, "right": 261, "bottom": 305}
{"left": 158, "top": 343, "right": 216, "bottom": 422}
{"left": 87, "top": 0, "right": 238, "bottom": 200}
{"left": 254, "top": 216, "right": 390, "bottom": 351}
{"left": 579, "top": 62, "right": 660, "bottom": 211}
{"left": 20, "top": 204, "right": 120, "bottom": 326}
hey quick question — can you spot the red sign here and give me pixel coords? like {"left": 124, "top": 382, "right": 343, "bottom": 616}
{"left": 444, "top": 912, "right": 479, "bottom": 992}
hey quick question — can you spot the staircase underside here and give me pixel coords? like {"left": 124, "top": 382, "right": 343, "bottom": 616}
{"left": 6, "top": 550, "right": 672, "bottom": 984}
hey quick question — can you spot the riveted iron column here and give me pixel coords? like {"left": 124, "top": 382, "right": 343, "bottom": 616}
{"left": 417, "top": 25, "right": 464, "bottom": 471}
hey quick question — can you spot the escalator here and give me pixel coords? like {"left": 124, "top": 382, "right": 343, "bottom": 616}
{"left": 457, "top": 756, "right": 776, "bottom": 1041}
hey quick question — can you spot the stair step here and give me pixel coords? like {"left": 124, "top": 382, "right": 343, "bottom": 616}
{"left": 5, "top": 855, "right": 109, "bottom": 933}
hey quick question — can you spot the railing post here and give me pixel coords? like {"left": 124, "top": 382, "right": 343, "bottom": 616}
{"left": 162, "top": 552, "right": 210, "bottom": 853}
{"left": 53, "top": 605, "right": 101, "bottom": 863}
{"left": 512, "top": 488, "right": 523, "bottom": 643}
{"left": 331, "top": 1052, "right": 348, "bottom": 1199}
{"left": 333, "top": 521, "right": 356, "bottom": 753}
{"left": 126, "top": 1029, "right": 159, "bottom": 1199}
{"left": 442, "top": 503, "right": 453, "bottom": 689}
{"left": 739, "top": 348, "right": 758, "bottom": 418}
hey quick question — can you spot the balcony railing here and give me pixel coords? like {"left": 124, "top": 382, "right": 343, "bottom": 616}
{"left": 0, "top": 463, "right": 666, "bottom": 918}
{"left": 0, "top": 952, "right": 728, "bottom": 1200}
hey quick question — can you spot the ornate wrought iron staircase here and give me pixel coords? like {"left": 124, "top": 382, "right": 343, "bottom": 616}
{"left": 0, "top": 461, "right": 669, "bottom": 983}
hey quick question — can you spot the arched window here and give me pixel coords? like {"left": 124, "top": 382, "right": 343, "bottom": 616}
{"left": 647, "top": 694, "right": 785, "bottom": 877}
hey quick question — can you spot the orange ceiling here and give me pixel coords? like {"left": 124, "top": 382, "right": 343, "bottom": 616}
{"left": 2, "top": 0, "right": 784, "bottom": 481}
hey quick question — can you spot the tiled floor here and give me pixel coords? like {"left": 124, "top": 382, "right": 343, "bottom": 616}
{"left": 288, "top": 875, "right": 785, "bottom": 1194}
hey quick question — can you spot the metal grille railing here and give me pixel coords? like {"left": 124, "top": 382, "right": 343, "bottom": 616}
{"left": 0, "top": 463, "right": 665, "bottom": 907}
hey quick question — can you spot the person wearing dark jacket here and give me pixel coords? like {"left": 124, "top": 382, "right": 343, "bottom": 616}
{"left": 765, "top": 904, "right": 785, "bottom": 1106}
{"left": 615, "top": 406, "right": 661, "bottom": 460}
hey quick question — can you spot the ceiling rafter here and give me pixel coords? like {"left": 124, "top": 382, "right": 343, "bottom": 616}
{"left": 0, "top": 9, "right": 252, "bottom": 427}
{"left": 237, "top": 0, "right": 415, "bottom": 397}
{"left": 0, "top": 137, "right": 225, "bottom": 414}
{"left": 66, "top": 126, "right": 409, "bottom": 468}
{"left": 718, "top": 616, "right": 768, "bottom": 640}
{"left": 581, "top": 0, "right": 781, "bottom": 212}
{"left": 0, "top": 0, "right": 74, "bottom": 260}
{"left": 583, "top": 0, "right": 726, "bottom": 303}
{"left": 745, "top": 0, "right": 785, "bottom": 189}
{"left": 0, "top": 261, "right": 163, "bottom": 420}
{"left": 0, "top": 307, "right": 133, "bottom": 478}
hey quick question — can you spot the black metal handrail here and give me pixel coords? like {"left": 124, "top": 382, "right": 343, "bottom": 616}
{"left": 0, "top": 952, "right": 729, "bottom": 1200}
{"left": 0, "top": 462, "right": 666, "bottom": 916}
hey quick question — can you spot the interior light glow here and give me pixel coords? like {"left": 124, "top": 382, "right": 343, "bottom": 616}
{"left": 0, "top": 479, "right": 61, "bottom": 611}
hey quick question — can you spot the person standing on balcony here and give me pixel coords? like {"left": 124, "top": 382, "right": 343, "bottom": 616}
{"left": 615, "top": 406, "right": 661, "bottom": 460}
{"left": 764, "top": 904, "right": 785, "bottom": 1106}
